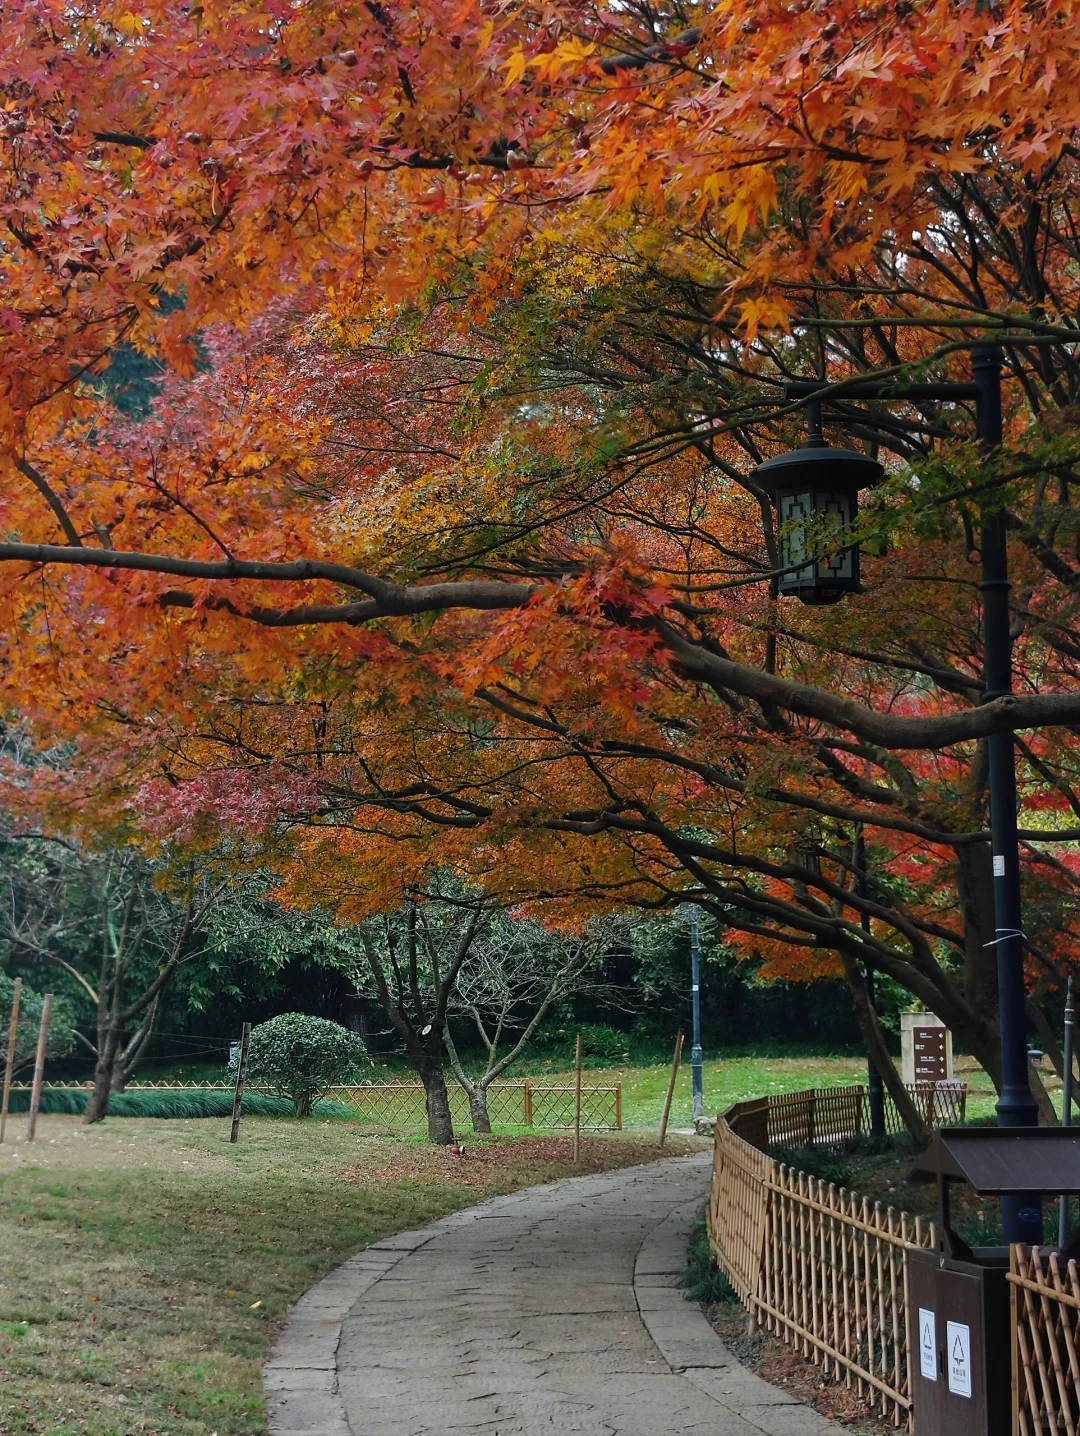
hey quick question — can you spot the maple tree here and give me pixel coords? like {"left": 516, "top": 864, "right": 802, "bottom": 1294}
{"left": 5, "top": 0, "right": 1080, "bottom": 1130}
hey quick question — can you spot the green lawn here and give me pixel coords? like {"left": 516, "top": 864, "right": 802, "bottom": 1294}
{"left": 539, "top": 1052, "right": 889, "bottom": 1129}
{"left": 0, "top": 1050, "right": 1015, "bottom": 1435}
{"left": 0, "top": 1115, "right": 696, "bottom": 1436}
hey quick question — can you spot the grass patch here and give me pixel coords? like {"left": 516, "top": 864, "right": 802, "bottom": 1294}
{"left": 539, "top": 1053, "right": 875, "bottom": 1130}
{"left": 0, "top": 1114, "right": 698, "bottom": 1436}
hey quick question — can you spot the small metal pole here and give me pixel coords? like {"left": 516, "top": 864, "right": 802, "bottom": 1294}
{"left": 690, "top": 906, "right": 704, "bottom": 1122}
{"left": 572, "top": 1032, "right": 582, "bottom": 1162}
{"left": 854, "top": 830, "right": 886, "bottom": 1137}
{"left": 1060, "top": 977, "right": 1075, "bottom": 1247}
{"left": 26, "top": 994, "right": 52, "bottom": 1143}
{"left": 0, "top": 976, "right": 22, "bottom": 1144}
{"left": 230, "top": 1022, "right": 251, "bottom": 1144}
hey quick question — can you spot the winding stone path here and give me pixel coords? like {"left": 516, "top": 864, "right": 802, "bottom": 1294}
{"left": 266, "top": 1152, "right": 841, "bottom": 1436}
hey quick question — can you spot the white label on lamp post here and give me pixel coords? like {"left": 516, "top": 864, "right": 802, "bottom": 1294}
{"left": 947, "top": 1321, "right": 972, "bottom": 1398}
{"left": 919, "top": 1308, "right": 937, "bottom": 1381}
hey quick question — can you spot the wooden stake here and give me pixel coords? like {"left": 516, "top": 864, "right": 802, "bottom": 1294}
{"left": 0, "top": 976, "right": 22, "bottom": 1144}
{"left": 26, "top": 993, "right": 52, "bottom": 1143}
{"left": 573, "top": 1032, "right": 583, "bottom": 1162}
{"left": 230, "top": 1022, "right": 252, "bottom": 1144}
{"left": 658, "top": 1029, "right": 684, "bottom": 1148}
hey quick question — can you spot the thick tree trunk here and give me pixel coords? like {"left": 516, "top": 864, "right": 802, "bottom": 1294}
{"left": 84, "top": 1031, "right": 120, "bottom": 1123}
{"left": 841, "top": 953, "right": 930, "bottom": 1147}
{"left": 469, "top": 1084, "right": 492, "bottom": 1134}
{"left": 419, "top": 1060, "right": 455, "bottom": 1144}
{"left": 955, "top": 843, "right": 1001, "bottom": 1025}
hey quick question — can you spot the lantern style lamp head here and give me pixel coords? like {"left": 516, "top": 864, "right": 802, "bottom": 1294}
{"left": 753, "top": 406, "right": 885, "bottom": 606}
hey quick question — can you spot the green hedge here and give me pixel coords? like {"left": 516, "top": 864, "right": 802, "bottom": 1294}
{"left": 2, "top": 1088, "right": 356, "bottom": 1119}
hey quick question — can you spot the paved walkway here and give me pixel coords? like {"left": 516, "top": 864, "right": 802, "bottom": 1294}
{"left": 266, "top": 1152, "right": 841, "bottom": 1436}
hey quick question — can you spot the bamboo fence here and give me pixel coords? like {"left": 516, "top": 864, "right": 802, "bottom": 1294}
{"left": 709, "top": 1085, "right": 958, "bottom": 1426}
{"left": 13, "top": 1079, "right": 623, "bottom": 1129}
{"left": 330, "top": 1080, "right": 620, "bottom": 1129}
{"left": 1011, "top": 1244, "right": 1080, "bottom": 1436}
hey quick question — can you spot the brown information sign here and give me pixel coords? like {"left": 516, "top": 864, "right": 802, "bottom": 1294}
{"left": 913, "top": 1026, "right": 949, "bottom": 1082}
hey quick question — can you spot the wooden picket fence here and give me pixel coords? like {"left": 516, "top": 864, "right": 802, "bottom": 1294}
{"left": 1010, "top": 1244, "right": 1080, "bottom": 1436}
{"left": 709, "top": 1085, "right": 963, "bottom": 1427}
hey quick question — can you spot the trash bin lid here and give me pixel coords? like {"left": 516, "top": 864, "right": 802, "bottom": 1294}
{"left": 909, "top": 1127, "right": 1080, "bottom": 1195}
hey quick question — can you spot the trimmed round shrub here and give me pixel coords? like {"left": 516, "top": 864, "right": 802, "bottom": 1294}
{"left": 240, "top": 1013, "right": 364, "bottom": 1117}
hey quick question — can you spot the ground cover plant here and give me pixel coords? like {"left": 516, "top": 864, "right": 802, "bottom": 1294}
{"left": 1, "top": 1088, "right": 355, "bottom": 1120}
{"left": 0, "top": 1115, "right": 697, "bottom": 1436}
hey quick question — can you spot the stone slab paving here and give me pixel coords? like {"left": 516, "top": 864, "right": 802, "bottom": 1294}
{"left": 266, "top": 1152, "right": 842, "bottom": 1436}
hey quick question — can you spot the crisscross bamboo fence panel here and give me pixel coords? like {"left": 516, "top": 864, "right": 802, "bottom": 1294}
{"left": 1010, "top": 1244, "right": 1080, "bottom": 1436}
{"left": 331, "top": 1081, "right": 622, "bottom": 1129}
{"left": 13, "top": 1079, "right": 622, "bottom": 1128}
{"left": 709, "top": 1085, "right": 955, "bottom": 1426}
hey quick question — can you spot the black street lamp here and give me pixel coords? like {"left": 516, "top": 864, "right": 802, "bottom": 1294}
{"left": 756, "top": 348, "right": 1042, "bottom": 1245}
{"left": 754, "top": 400, "right": 884, "bottom": 605}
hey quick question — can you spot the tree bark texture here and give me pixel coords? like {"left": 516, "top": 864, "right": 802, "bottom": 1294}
{"left": 841, "top": 953, "right": 930, "bottom": 1147}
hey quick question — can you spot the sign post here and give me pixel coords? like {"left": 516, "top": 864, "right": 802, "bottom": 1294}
{"left": 26, "top": 994, "right": 52, "bottom": 1143}
{"left": 901, "top": 1011, "right": 953, "bottom": 1086}
{"left": 0, "top": 976, "right": 22, "bottom": 1144}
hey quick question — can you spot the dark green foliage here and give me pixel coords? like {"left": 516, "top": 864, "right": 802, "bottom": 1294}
{"left": 2, "top": 1087, "right": 355, "bottom": 1119}
{"left": 534, "top": 1021, "right": 630, "bottom": 1062}
{"left": 769, "top": 1145, "right": 855, "bottom": 1189}
{"left": 241, "top": 1012, "right": 365, "bottom": 1116}
{"left": 683, "top": 1220, "right": 736, "bottom": 1305}
{"left": 98, "top": 342, "right": 167, "bottom": 418}
{"left": 954, "top": 1205, "right": 1005, "bottom": 1247}
{"left": 0, "top": 974, "right": 76, "bottom": 1075}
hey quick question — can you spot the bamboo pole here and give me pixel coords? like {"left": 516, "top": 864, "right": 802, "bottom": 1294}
{"left": 0, "top": 976, "right": 22, "bottom": 1144}
{"left": 658, "top": 1029, "right": 684, "bottom": 1148}
{"left": 229, "top": 1022, "right": 252, "bottom": 1143}
{"left": 26, "top": 993, "right": 52, "bottom": 1143}
{"left": 572, "top": 1032, "right": 583, "bottom": 1162}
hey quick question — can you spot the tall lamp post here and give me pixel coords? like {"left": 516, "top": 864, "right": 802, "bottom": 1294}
{"left": 689, "top": 905, "right": 704, "bottom": 1122}
{"left": 854, "top": 827, "right": 886, "bottom": 1139}
{"left": 755, "top": 347, "right": 1041, "bottom": 1244}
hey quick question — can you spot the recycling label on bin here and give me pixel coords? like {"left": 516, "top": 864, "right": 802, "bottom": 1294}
{"left": 918, "top": 1308, "right": 937, "bottom": 1381}
{"left": 946, "top": 1320, "right": 972, "bottom": 1398}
